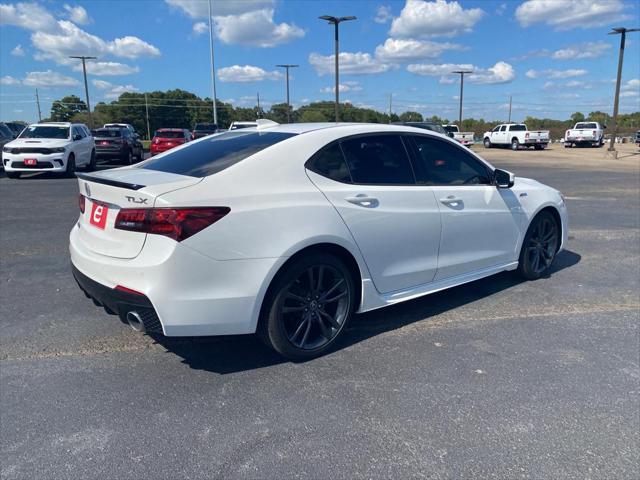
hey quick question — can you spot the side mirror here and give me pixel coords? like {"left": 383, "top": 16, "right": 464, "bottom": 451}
{"left": 494, "top": 168, "right": 514, "bottom": 189}
{"left": 73, "top": 134, "right": 82, "bottom": 141}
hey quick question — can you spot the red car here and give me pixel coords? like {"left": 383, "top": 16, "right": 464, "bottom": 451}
{"left": 150, "top": 128, "right": 191, "bottom": 156}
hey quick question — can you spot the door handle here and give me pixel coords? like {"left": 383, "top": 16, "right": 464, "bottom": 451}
{"left": 440, "top": 195, "right": 462, "bottom": 205}
{"left": 346, "top": 194, "right": 379, "bottom": 208}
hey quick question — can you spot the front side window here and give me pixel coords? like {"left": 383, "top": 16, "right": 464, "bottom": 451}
{"left": 307, "top": 143, "right": 351, "bottom": 183}
{"left": 499, "top": 125, "right": 507, "bottom": 132}
{"left": 140, "top": 130, "right": 296, "bottom": 177}
{"left": 492, "top": 126, "right": 501, "bottom": 132}
{"left": 72, "top": 127, "right": 85, "bottom": 139}
{"left": 409, "top": 136, "right": 492, "bottom": 186}
{"left": 340, "top": 135, "right": 415, "bottom": 185}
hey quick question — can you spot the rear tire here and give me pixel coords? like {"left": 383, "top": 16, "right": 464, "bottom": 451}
{"left": 123, "top": 148, "right": 133, "bottom": 165}
{"left": 65, "top": 154, "right": 76, "bottom": 177}
{"left": 483, "top": 138, "right": 491, "bottom": 148}
{"left": 259, "top": 253, "right": 356, "bottom": 361}
{"left": 511, "top": 138, "right": 519, "bottom": 151}
{"left": 517, "top": 211, "right": 559, "bottom": 280}
{"left": 5, "top": 171, "right": 20, "bottom": 179}
{"left": 564, "top": 142, "right": 572, "bottom": 148}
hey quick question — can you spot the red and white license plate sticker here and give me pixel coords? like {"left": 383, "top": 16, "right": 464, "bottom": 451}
{"left": 24, "top": 158, "right": 37, "bottom": 166}
{"left": 89, "top": 202, "right": 109, "bottom": 230}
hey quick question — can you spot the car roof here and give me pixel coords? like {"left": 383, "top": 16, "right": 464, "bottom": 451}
{"left": 156, "top": 128, "right": 184, "bottom": 131}
{"left": 32, "top": 122, "right": 72, "bottom": 126}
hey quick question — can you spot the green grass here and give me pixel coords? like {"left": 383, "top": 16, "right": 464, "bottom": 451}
{"left": 141, "top": 140, "right": 151, "bottom": 151}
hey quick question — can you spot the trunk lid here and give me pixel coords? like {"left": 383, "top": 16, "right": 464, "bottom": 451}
{"left": 76, "top": 168, "right": 201, "bottom": 259}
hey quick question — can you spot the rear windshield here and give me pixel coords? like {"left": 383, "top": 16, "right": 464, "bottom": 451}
{"left": 409, "top": 123, "right": 446, "bottom": 134}
{"left": 229, "top": 124, "right": 256, "bottom": 130}
{"left": 194, "top": 123, "right": 217, "bottom": 131}
{"left": 155, "top": 130, "right": 183, "bottom": 138}
{"left": 95, "top": 129, "right": 122, "bottom": 138}
{"left": 509, "top": 125, "right": 527, "bottom": 131}
{"left": 140, "top": 131, "right": 296, "bottom": 177}
{"left": 575, "top": 123, "right": 598, "bottom": 129}
{"left": 20, "top": 125, "right": 69, "bottom": 139}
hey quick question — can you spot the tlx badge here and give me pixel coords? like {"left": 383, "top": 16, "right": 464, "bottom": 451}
{"left": 126, "top": 196, "right": 148, "bottom": 204}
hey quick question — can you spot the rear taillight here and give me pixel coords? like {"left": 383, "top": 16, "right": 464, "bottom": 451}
{"left": 592, "top": 130, "right": 596, "bottom": 137}
{"left": 79, "top": 194, "right": 85, "bottom": 213}
{"left": 114, "top": 207, "right": 230, "bottom": 242}
{"left": 525, "top": 132, "right": 530, "bottom": 139}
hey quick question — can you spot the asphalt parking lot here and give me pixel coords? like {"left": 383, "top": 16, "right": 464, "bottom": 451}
{"left": 1, "top": 145, "right": 639, "bottom": 479}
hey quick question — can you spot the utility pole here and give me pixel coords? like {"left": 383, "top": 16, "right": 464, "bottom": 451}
{"left": 276, "top": 64, "right": 299, "bottom": 123}
{"left": 319, "top": 15, "right": 357, "bottom": 123}
{"left": 388, "top": 93, "right": 392, "bottom": 123}
{"left": 508, "top": 95, "right": 512, "bottom": 123}
{"left": 607, "top": 27, "right": 639, "bottom": 155}
{"left": 69, "top": 55, "right": 97, "bottom": 128}
{"left": 35, "top": 88, "right": 42, "bottom": 122}
{"left": 144, "top": 93, "right": 151, "bottom": 140}
{"left": 452, "top": 70, "right": 472, "bottom": 127}
{"left": 256, "top": 92, "right": 261, "bottom": 118}
{"left": 207, "top": 0, "right": 218, "bottom": 125}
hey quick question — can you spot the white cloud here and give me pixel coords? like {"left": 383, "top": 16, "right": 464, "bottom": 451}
{"left": 390, "top": 0, "right": 484, "bottom": 38}
{"left": 11, "top": 44, "right": 25, "bottom": 56}
{"left": 74, "top": 61, "right": 140, "bottom": 76}
{"left": 526, "top": 68, "right": 587, "bottom": 79}
{"left": 104, "top": 84, "right": 139, "bottom": 100}
{"left": 321, "top": 81, "right": 363, "bottom": 93}
{"left": 92, "top": 79, "right": 112, "bottom": 89}
{"left": 31, "top": 20, "right": 160, "bottom": 64}
{"left": 23, "top": 70, "right": 80, "bottom": 87}
{"left": 374, "top": 5, "right": 392, "bottom": 24}
{"left": 0, "top": 2, "right": 57, "bottom": 32}
{"left": 375, "top": 38, "right": 464, "bottom": 63}
{"left": 468, "top": 61, "right": 515, "bottom": 84}
{"left": 214, "top": 9, "right": 304, "bottom": 47}
{"left": 409, "top": 62, "right": 514, "bottom": 84}
{"left": 192, "top": 21, "right": 207, "bottom": 35}
{"left": 552, "top": 41, "right": 612, "bottom": 60}
{"left": 309, "top": 52, "right": 391, "bottom": 75}
{"left": 63, "top": 4, "right": 91, "bottom": 25}
{"left": 217, "top": 65, "right": 282, "bottom": 82}
{"left": 620, "top": 78, "right": 640, "bottom": 98}
{"left": 515, "top": 0, "right": 630, "bottom": 30}
{"left": 164, "top": 0, "right": 274, "bottom": 18}
{"left": 496, "top": 3, "right": 507, "bottom": 15}
{"left": 1, "top": 75, "right": 21, "bottom": 85}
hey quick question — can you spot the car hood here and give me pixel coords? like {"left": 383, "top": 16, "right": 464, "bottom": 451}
{"left": 6, "top": 138, "right": 70, "bottom": 148}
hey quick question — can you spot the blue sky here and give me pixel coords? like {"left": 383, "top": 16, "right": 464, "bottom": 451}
{"left": 1, "top": 0, "right": 639, "bottom": 123}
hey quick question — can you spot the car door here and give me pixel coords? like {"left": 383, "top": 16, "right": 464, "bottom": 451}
{"left": 408, "top": 135, "right": 523, "bottom": 281}
{"left": 72, "top": 126, "right": 89, "bottom": 164}
{"left": 305, "top": 134, "right": 442, "bottom": 294}
{"left": 488, "top": 125, "right": 501, "bottom": 144}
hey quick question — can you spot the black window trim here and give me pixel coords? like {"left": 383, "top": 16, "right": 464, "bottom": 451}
{"left": 305, "top": 132, "right": 419, "bottom": 187}
{"left": 404, "top": 134, "right": 495, "bottom": 187}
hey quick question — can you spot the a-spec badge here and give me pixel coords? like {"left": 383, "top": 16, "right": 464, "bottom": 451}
{"left": 85, "top": 183, "right": 91, "bottom": 197}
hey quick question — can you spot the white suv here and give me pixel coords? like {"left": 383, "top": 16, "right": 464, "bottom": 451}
{"left": 2, "top": 122, "right": 95, "bottom": 178}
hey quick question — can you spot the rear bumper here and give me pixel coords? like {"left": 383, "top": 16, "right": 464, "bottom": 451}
{"left": 72, "top": 264, "right": 163, "bottom": 333}
{"left": 95, "top": 146, "right": 126, "bottom": 158}
{"left": 69, "top": 223, "right": 284, "bottom": 337}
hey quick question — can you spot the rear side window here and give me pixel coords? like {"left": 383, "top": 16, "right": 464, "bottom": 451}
{"left": 307, "top": 143, "right": 351, "bottom": 183}
{"left": 140, "top": 131, "right": 296, "bottom": 177}
{"left": 409, "top": 136, "right": 491, "bottom": 186}
{"left": 509, "top": 125, "right": 527, "bottom": 131}
{"left": 340, "top": 135, "right": 415, "bottom": 185}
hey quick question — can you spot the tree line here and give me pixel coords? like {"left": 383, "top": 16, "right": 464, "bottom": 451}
{"left": 45, "top": 90, "right": 639, "bottom": 140}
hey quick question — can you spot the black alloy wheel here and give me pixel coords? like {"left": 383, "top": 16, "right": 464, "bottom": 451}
{"left": 518, "top": 211, "right": 559, "bottom": 280}
{"left": 260, "top": 253, "right": 355, "bottom": 360}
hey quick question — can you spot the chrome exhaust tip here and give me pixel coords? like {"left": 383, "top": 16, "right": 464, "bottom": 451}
{"left": 126, "top": 311, "right": 146, "bottom": 333}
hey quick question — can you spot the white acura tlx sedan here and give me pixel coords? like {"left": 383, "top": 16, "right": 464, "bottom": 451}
{"left": 70, "top": 121, "right": 568, "bottom": 360}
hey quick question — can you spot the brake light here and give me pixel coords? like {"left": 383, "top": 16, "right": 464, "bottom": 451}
{"left": 592, "top": 130, "right": 596, "bottom": 137}
{"left": 115, "top": 285, "right": 145, "bottom": 296}
{"left": 114, "top": 207, "right": 230, "bottom": 242}
{"left": 79, "top": 194, "right": 85, "bottom": 213}
{"left": 525, "top": 132, "right": 529, "bottom": 139}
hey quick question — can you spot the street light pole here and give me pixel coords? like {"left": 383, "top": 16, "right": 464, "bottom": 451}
{"left": 607, "top": 27, "right": 639, "bottom": 154}
{"left": 276, "top": 64, "right": 299, "bottom": 123}
{"left": 69, "top": 55, "right": 97, "bottom": 128}
{"left": 452, "top": 70, "right": 472, "bottom": 127}
{"left": 208, "top": 0, "right": 218, "bottom": 125}
{"left": 319, "top": 15, "right": 356, "bottom": 123}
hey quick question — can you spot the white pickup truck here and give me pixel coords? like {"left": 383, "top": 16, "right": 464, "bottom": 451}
{"left": 564, "top": 122, "right": 605, "bottom": 148}
{"left": 483, "top": 123, "right": 550, "bottom": 151}
{"left": 442, "top": 125, "right": 474, "bottom": 147}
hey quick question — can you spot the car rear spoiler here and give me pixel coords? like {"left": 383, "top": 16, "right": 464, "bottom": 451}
{"left": 75, "top": 172, "right": 146, "bottom": 191}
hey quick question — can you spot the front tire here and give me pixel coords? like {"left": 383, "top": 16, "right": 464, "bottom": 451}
{"left": 483, "top": 138, "right": 491, "bottom": 148}
{"left": 517, "top": 211, "right": 560, "bottom": 280}
{"left": 65, "top": 153, "right": 76, "bottom": 177}
{"left": 86, "top": 149, "right": 96, "bottom": 171}
{"left": 511, "top": 138, "right": 519, "bottom": 151}
{"left": 259, "top": 253, "right": 356, "bottom": 361}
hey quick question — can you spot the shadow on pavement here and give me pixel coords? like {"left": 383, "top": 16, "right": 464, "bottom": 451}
{"left": 151, "top": 249, "right": 581, "bottom": 375}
